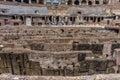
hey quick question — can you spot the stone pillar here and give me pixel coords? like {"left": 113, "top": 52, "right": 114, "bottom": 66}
{"left": 51, "top": 0, "right": 53, "bottom": 4}
{"left": 75, "top": 16, "right": 79, "bottom": 25}
{"left": 72, "top": 0, "right": 74, "bottom": 5}
{"left": 36, "top": 0, "right": 39, "bottom": 3}
{"left": 21, "top": 0, "right": 23, "bottom": 3}
{"left": 13, "top": 0, "right": 15, "bottom": 2}
{"left": 44, "top": 0, "right": 46, "bottom": 4}
{"left": 29, "top": 0, "right": 31, "bottom": 4}
{"left": 53, "top": 16, "right": 56, "bottom": 23}
{"left": 86, "top": 0, "right": 88, "bottom": 5}
{"left": 79, "top": 0, "right": 81, "bottom": 5}
{"left": 66, "top": 0, "right": 68, "bottom": 5}
{"left": 93, "top": 0, "right": 95, "bottom": 5}
{"left": 58, "top": 0, "right": 61, "bottom": 5}
{"left": 100, "top": 0, "right": 103, "bottom": 5}
{"left": 4, "top": 0, "right": 6, "bottom": 2}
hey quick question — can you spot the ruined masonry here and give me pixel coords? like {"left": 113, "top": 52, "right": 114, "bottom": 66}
{"left": 0, "top": 0, "right": 119, "bottom": 80}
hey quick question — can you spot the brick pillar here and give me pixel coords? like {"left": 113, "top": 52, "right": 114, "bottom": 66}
{"left": 44, "top": 0, "right": 46, "bottom": 4}
{"left": 29, "top": 0, "right": 31, "bottom": 4}
{"left": 93, "top": 0, "right": 95, "bottom": 5}
{"left": 72, "top": 0, "right": 74, "bottom": 5}
{"left": 100, "top": 0, "right": 103, "bottom": 5}
{"left": 36, "top": 0, "right": 39, "bottom": 4}
{"left": 86, "top": 0, "right": 88, "bottom": 5}
{"left": 59, "top": 0, "right": 61, "bottom": 5}
{"left": 79, "top": 0, "right": 81, "bottom": 5}
{"left": 21, "top": 0, "right": 23, "bottom": 3}
{"left": 66, "top": 0, "right": 68, "bottom": 5}
{"left": 13, "top": 0, "right": 15, "bottom": 2}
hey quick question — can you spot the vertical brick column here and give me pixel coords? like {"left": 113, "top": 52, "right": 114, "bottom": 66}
{"left": 44, "top": 0, "right": 46, "bottom": 4}
{"left": 21, "top": 0, "right": 23, "bottom": 3}
{"left": 13, "top": 0, "right": 15, "bottom": 2}
{"left": 36, "top": 0, "right": 39, "bottom": 4}
{"left": 72, "top": 0, "right": 74, "bottom": 5}
{"left": 93, "top": 0, "right": 95, "bottom": 5}
{"left": 29, "top": 0, "right": 31, "bottom": 4}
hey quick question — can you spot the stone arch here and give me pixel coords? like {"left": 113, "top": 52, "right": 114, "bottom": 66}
{"left": 88, "top": 0, "right": 92, "bottom": 5}
{"left": 95, "top": 0, "right": 100, "bottom": 4}
{"left": 81, "top": 0, "right": 87, "bottom": 5}
{"left": 67, "top": 0, "right": 72, "bottom": 5}
{"left": 103, "top": 0, "right": 109, "bottom": 4}
{"left": 74, "top": 0, "right": 79, "bottom": 5}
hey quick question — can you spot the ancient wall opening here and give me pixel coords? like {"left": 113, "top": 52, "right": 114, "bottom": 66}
{"left": 88, "top": 0, "right": 92, "bottom": 5}
{"left": 95, "top": 0, "right": 100, "bottom": 4}
{"left": 16, "top": 0, "right": 21, "bottom": 3}
{"left": 46, "top": 0, "right": 52, "bottom": 4}
{"left": 61, "top": 0, "right": 66, "bottom": 4}
{"left": 81, "top": 0, "right": 87, "bottom": 5}
{"left": 23, "top": 0, "right": 29, "bottom": 3}
{"left": 103, "top": 0, "right": 109, "bottom": 4}
{"left": 6, "top": 0, "right": 13, "bottom": 2}
{"left": 74, "top": 0, "right": 79, "bottom": 5}
{"left": 31, "top": 0, "right": 36, "bottom": 3}
{"left": 39, "top": 0, "right": 44, "bottom": 4}
{"left": 67, "top": 0, "right": 72, "bottom": 5}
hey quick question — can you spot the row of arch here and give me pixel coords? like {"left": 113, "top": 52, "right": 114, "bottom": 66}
{"left": 67, "top": 0, "right": 110, "bottom": 5}
{"left": 0, "top": 0, "right": 44, "bottom": 4}
{"left": 0, "top": 0, "right": 111, "bottom": 5}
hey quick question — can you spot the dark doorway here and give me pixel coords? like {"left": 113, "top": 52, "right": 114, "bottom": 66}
{"left": 31, "top": 0, "right": 36, "bottom": 3}
{"left": 95, "top": 0, "right": 100, "bottom": 4}
{"left": 39, "top": 0, "right": 44, "bottom": 4}
{"left": 23, "top": 0, "right": 29, "bottom": 3}
{"left": 88, "top": 1, "right": 92, "bottom": 5}
{"left": 16, "top": 0, "right": 21, "bottom": 3}
{"left": 67, "top": 0, "right": 72, "bottom": 5}
{"left": 103, "top": 0, "right": 108, "bottom": 4}
{"left": 49, "top": 16, "right": 52, "bottom": 22}
{"left": 74, "top": 0, "right": 79, "bottom": 5}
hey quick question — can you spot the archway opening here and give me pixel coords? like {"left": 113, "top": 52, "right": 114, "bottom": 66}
{"left": 95, "top": 0, "right": 99, "bottom": 4}
{"left": 81, "top": 0, "right": 86, "bottom": 5}
{"left": 39, "top": 0, "right": 44, "bottom": 4}
{"left": 11, "top": 16, "right": 16, "bottom": 19}
{"left": 31, "top": 0, "right": 36, "bottom": 3}
{"left": 61, "top": 0, "right": 66, "bottom": 4}
{"left": 23, "top": 0, "right": 29, "bottom": 3}
{"left": 74, "top": 0, "right": 79, "bottom": 5}
{"left": 103, "top": 0, "right": 109, "bottom": 4}
{"left": 6, "top": 0, "right": 12, "bottom": 2}
{"left": 67, "top": 0, "right": 72, "bottom": 5}
{"left": 56, "top": 16, "right": 59, "bottom": 22}
{"left": 88, "top": 1, "right": 92, "bottom": 5}
{"left": 16, "top": 0, "right": 21, "bottom": 3}
{"left": 49, "top": 16, "right": 52, "bottom": 22}
{"left": 46, "top": 0, "right": 51, "bottom": 4}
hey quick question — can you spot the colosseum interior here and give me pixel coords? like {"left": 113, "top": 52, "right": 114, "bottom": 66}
{"left": 0, "top": 0, "right": 120, "bottom": 80}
